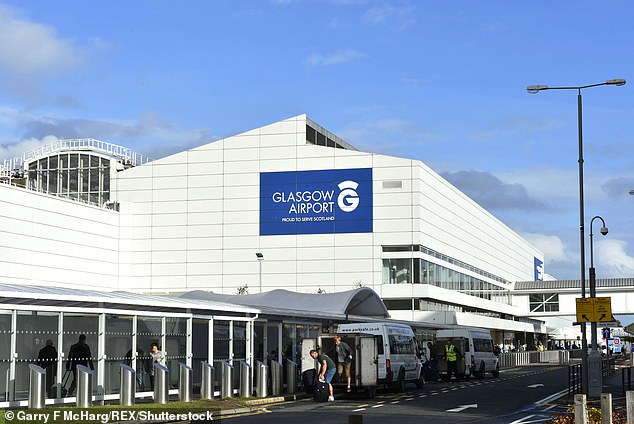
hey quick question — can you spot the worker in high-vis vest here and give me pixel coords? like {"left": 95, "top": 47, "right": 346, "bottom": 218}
{"left": 444, "top": 338, "right": 462, "bottom": 381}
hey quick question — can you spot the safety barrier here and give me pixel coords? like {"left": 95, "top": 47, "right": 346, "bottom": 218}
{"left": 239, "top": 361, "right": 252, "bottom": 398}
{"left": 255, "top": 361, "right": 268, "bottom": 398}
{"left": 153, "top": 363, "right": 169, "bottom": 404}
{"left": 119, "top": 364, "right": 135, "bottom": 406}
{"left": 498, "top": 350, "right": 569, "bottom": 368}
{"left": 201, "top": 362, "right": 214, "bottom": 400}
{"left": 221, "top": 362, "right": 233, "bottom": 398}
{"left": 286, "top": 359, "right": 297, "bottom": 395}
{"left": 28, "top": 365, "right": 45, "bottom": 409}
{"left": 76, "top": 365, "right": 93, "bottom": 408}
{"left": 179, "top": 363, "right": 192, "bottom": 402}
{"left": 270, "top": 360, "right": 282, "bottom": 396}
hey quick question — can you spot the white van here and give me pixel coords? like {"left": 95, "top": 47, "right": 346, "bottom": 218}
{"left": 435, "top": 328, "right": 500, "bottom": 379}
{"left": 302, "top": 322, "right": 423, "bottom": 397}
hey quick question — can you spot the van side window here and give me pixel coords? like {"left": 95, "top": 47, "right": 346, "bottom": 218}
{"left": 389, "top": 335, "right": 416, "bottom": 355}
{"left": 377, "top": 336, "right": 384, "bottom": 355}
{"left": 474, "top": 338, "right": 493, "bottom": 353}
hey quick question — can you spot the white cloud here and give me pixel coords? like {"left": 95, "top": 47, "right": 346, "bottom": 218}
{"left": 363, "top": 5, "right": 414, "bottom": 26}
{"left": 0, "top": 4, "right": 82, "bottom": 75}
{"left": 522, "top": 233, "right": 569, "bottom": 262}
{"left": 305, "top": 49, "right": 366, "bottom": 67}
{"left": 596, "top": 239, "right": 634, "bottom": 278}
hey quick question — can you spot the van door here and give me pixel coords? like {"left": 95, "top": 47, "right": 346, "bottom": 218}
{"left": 301, "top": 338, "right": 318, "bottom": 372}
{"left": 359, "top": 336, "right": 378, "bottom": 386}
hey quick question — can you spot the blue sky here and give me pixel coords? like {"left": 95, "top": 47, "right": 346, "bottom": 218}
{"left": 1, "top": 0, "right": 633, "bottom": 281}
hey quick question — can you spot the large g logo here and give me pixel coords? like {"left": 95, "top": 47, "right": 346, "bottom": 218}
{"left": 338, "top": 180, "right": 359, "bottom": 212}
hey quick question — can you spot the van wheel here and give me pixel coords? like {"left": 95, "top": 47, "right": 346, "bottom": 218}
{"left": 365, "top": 387, "right": 376, "bottom": 398}
{"left": 477, "top": 362, "right": 485, "bottom": 379}
{"left": 415, "top": 375, "right": 424, "bottom": 388}
{"left": 397, "top": 368, "right": 406, "bottom": 392}
{"left": 492, "top": 364, "right": 500, "bottom": 378}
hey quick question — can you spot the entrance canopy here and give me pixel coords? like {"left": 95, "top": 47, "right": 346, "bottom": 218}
{"left": 180, "top": 287, "right": 390, "bottom": 320}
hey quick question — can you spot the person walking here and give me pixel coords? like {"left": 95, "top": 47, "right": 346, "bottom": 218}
{"left": 310, "top": 349, "right": 336, "bottom": 402}
{"left": 148, "top": 342, "right": 164, "bottom": 391}
{"left": 37, "top": 339, "right": 58, "bottom": 396}
{"left": 66, "top": 334, "right": 94, "bottom": 396}
{"left": 444, "top": 338, "right": 462, "bottom": 382}
{"left": 330, "top": 336, "right": 353, "bottom": 392}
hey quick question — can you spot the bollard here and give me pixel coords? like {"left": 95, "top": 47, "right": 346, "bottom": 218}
{"left": 270, "top": 360, "right": 282, "bottom": 396}
{"left": 28, "top": 364, "right": 46, "bottom": 409}
{"left": 255, "top": 361, "right": 268, "bottom": 398}
{"left": 154, "top": 363, "right": 169, "bottom": 404}
{"left": 179, "top": 363, "right": 193, "bottom": 402}
{"left": 201, "top": 362, "right": 215, "bottom": 400}
{"left": 76, "top": 365, "right": 93, "bottom": 408}
{"left": 120, "top": 364, "right": 136, "bottom": 406}
{"left": 574, "top": 394, "right": 588, "bottom": 424}
{"left": 627, "top": 391, "right": 634, "bottom": 424}
{"left": 601, "top": 393, "right": 612, "bottom": 424}
{"left": 239, "top": 361, "right": 252, "bottom": 398}
{"left": 221, "top": 362, "right": 233, "bottom": 398}
{"left": 286, "top": 359, "right": 297, "bottom": 395}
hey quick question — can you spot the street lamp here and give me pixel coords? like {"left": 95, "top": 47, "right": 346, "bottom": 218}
{"left": 256, "top": 252, "right": 264, "bottom": 293}
{"left": 527, "top": 79, "right": 626, "bottom": 396}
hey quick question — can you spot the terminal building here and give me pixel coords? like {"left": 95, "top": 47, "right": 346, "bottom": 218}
{"left": 3, "top": 114, "right": 631, "bottom": 404}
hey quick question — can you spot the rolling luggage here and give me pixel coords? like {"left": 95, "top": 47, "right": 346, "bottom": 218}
{"left": 49, "top": 369, "right": 71, "bottom": 398}
{"left": 302, "top": 369, "right": 316, "bottom": 394}
{"left": 314, "top": 378, "right": 329, "bottom": 402}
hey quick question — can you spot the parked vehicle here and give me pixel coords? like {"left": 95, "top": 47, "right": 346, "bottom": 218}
{"left": 435, "top": 328, "right": 500, "bottom": 379}
{"left": 301, "top": 322, "right": 423, "bottom": 397}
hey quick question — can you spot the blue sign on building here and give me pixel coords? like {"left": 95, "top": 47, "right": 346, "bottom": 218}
{"left": 534, "top": 257, "right": 544, "bottom": 281}
{"left": 260, "top": 168, "right": 373, "bottom": 236}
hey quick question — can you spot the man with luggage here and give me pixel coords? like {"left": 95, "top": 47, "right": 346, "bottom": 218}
{"left": 443, "top": 338, "right": 462, "bottom": 382}
{"left": 66, "top": 334, "right": 94, "bottom": 396}
{"left": 310, "top": 349, "right": 335, "bottom": 402}
{"left": 330, "top": 336, "right": 353, "bottom": 392}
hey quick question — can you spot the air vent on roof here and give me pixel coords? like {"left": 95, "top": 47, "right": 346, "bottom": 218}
{"left": 382, "top": 180, "right": 403, "bottom": 189}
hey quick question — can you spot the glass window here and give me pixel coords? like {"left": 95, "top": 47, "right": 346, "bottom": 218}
{"left": 213, "top": 320, "right": 230, "bottom": 386}
{"left": 69, "top": 169, "right": 78, "bottom": 194}
{"left": 0, "top": 312, "right": 11, "bottom": 402}
{"left": 60, "top": 154, "right": 68, "bottom": 169}
{"left": 104, "top": 315, "right": 133, "bottom": 394}
{"left": 39, "top": 158, "right": 48, "bottom": 170}
{"left": 62, "top": 313, "right": 99, "bottom": 397}
{"left": 192, "top": 319, "right": 210, "bottom": 390}
{"left": 316, "top": 132, "right": 326, "bottom": 146}
{"left": 388, "top": 335, "right": 416, "bottom": 355}
{"left": 306, "top": 125, "right": 316, "bottom": 144}
{"left": 48, "top": 170, "right": 58, "bottom": 194}
{"left": 90, "top": 169, "right": 100, "bottom": 192}
{"left": 473, "top": 338, "right": 493, "bottom": 353}
{"left": 70, "top": 154, "right": 78, "bottom": 168}
{"left": 48, "top": 155, "right": 58, "bottom": 170}
{"left": 166, "top": 317, "right": 188, "bottom": 387}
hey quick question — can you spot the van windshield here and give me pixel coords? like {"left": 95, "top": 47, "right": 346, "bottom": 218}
{"left": 474, "top": 338, "right": 493, "bottom": 353}
{"left": 389, "top": 335, "right": 416, "bottom": 355}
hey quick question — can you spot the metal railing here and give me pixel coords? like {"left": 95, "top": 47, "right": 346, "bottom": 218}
{"left": 568, "top": 363, "right": 583, "bottom": 398}
{"left": 498, "top": 350, "right": 569, "bottom": 368}
{"left": 0, "top": 138, "right": 152, "bottom": 181}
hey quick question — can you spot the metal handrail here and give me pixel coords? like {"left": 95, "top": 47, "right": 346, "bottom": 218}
{"left": 0, "top": 138, "right": 152, "bottom": 179}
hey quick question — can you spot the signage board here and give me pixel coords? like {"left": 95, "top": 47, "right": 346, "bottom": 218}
{"left": 534, "top": 257, "right": 544, "bottom": 281}
{"left": 575, "top": 297, "right": 613, "bottom": 323}
{"left": 260, "top": 168, "right": 373, "bottom": 236}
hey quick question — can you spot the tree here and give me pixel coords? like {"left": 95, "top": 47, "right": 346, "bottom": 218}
{"left": 236, "top": 285, "right": 249, "bottom": 295}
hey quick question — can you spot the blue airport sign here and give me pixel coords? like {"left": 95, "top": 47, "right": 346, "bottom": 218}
{"left": 534, "top": 257, "right": 544, "bottom": 281}
{"left": 260, "top": 168, "right": 373, "bottom": 235}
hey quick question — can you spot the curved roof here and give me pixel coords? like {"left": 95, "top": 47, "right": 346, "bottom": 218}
{"left": 180, "top": 287, "right": 390, "bottom": 319}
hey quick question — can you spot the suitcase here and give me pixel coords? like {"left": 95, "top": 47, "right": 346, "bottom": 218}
{"left": 314, "top": 379, "right": 329, "bottom": 402}
{"left": 49, "top": 370, "right": 70, "bottom": 398}
{"left": 302, "top": 369, "right": 316, "bottom": 394}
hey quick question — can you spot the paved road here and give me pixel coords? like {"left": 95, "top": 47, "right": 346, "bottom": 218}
{"left": 226, "top": 365, "right": 569, "bottom": 424}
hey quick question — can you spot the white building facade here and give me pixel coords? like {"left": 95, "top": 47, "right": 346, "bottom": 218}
{"left": 1, "top": 114, "right": 545, "bottom": 333}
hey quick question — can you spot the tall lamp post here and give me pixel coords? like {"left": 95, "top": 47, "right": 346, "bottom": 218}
{"left": 589, "top": 216, "right": 608, "bottom": 391}
{"left": 256, "top": 252, "right": 264, "bottom": 293}
{"left": 527, "top": 79, "right": 626, "bottom": 396}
